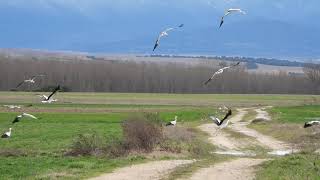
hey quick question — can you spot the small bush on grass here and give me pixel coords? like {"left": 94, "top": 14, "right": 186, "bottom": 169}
{"left": 104, "top": 137, "right": 129, "bottom": 158}
{"left": 67, "top": 133, "right": 104, "bottom": 156}
{"left": 122, "top": 114, "right": 163, "bottom": 153}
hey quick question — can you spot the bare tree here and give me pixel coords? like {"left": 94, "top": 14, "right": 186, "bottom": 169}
{"left": 304, "top": 63, "right": 320, "bottom": 84}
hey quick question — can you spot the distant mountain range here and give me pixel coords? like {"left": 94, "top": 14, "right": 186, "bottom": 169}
{"left": 0, "top": 1, "right": 319, "bottom": 60}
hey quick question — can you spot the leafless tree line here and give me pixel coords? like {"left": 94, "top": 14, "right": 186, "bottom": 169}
{"left": 0, "top": 57, "right": 318, "bottom": 94}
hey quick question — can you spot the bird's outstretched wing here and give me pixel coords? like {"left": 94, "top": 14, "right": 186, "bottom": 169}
{"left": 221, "top": 109, "right": 232, "bottom": 122}
{"left": 204, "top": 77, "right": 213, "bottom": 85}
{"left": 232, "top": 62, "right": 241, "bottom": 67}
{"left": 15, "top": 81, "right": 25, "bottom": 88}
{"left": 219, "top": 16, "right": 224, "bottom": 28}
{"left": 31, "top": 74, "right": 46, "bottom": 80}
{"left": 22, "top": 113, "right": 38, "bottom": 119}
{"left": 153, "top": 39, "right": 159, "bottom": 51}
{"left": 47, "top": 85, "right": 61, "bottom": 100}
{"left": 210, "top": 116, "right": 221, "bottom": 126}
{"left": 164, "top": 28, "right": 175, "bottom": 33}
{"left": 12, "top": 116, "right": 20, "bottom": 124}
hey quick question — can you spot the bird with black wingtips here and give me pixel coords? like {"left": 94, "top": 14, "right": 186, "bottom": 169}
{"left": 166, "top": 116, "right": 178, "bottom": 126}
{"left": 1, "top": 128, "right": 12, "bottom": 138}
{"left": 153, "top": 24, "right": 184, "bottom": 51}
{"left": 219, "top": 8, "right": 246, "bottom": 28}
{"left": 210, "top": 108, "right": 232, "bottom": 129}
{"left": 12, "top": 113, "right": 38, "bottom": 124}
{"left": 15, "top": 74, "right": 46, "bottom": 89}
{"left": 204, "top": 62, "right": 240, "bottom": 85}
{"left": 304, "top": 121, "right": 320, "bottom": 128}
{"left": 41, "top": 85, "right": 61, "bottom": 103}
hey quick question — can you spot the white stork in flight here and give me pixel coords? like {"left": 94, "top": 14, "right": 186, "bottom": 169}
{"left": 219, "top": 8, "right": 246, "bottom": 28}
{"left": 12, "top": 113, "right": 38, "bottom": 124}
{"left": 16, "top": 74, "right": 45, "bottom": 89}
{"left": 1, "top": 128, "right": 12, "bottom": 138}
{"left": 40, "top": 85, "right": 60, "bottom": 103}
{"left": 153, "top": 24, "right": 184, "bottom": 51}
{"left": 166, "top": 116, "right": 178, "bottom": 126}
{"left": 204, "top": 62, "right": 240, "bottom": 85}
{"left": 210, "top": 108, "right": 232, "bottom": 129}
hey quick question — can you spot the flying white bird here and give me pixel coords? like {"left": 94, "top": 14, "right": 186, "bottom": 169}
{"left": 153, "top": 24, "right": 184, "bottom": 51}
{"left": 12, "top": 113, "right": 38, "bottom": 124}
{"left": 304, "top": 121, "right": 320, "bottom": 128}
{"left": 3, "top": 105, "right": 21, "bottom": 109}
{"left": 166, "top": 116, "right": 178, "bottom": 126}
{"left": 204, "top": 62, "right": 240, "bottom": 85}
{"left": 41, "top": 85, "right": 60, "bottom": 103}
{"left": 15, "top": 74, "right": 45, "bottom": 89}
{"left": 1, "top": 128, "right": 12, "bottom": 138}
{"left": 219, "top": 8, "right": 246, "bottom": 28}
{"left": 210, "top": 109, "right": 232, "bottom": 129}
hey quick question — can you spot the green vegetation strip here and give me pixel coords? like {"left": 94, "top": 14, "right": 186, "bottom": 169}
{"left": 256, "top": 154, "right": 320, "bottom": 180}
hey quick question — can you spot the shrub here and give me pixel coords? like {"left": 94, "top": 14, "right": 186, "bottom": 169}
{"left": 104, "top": 137, "right": 129, "bottom": 158}
{"left": 122, "top": 114, "right": 163, "bottom": 152}
{"left": 67, "top": 133, "right": 104, "bottom": 156}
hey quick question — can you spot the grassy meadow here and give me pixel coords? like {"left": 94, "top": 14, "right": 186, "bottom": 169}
{"left": 0, "top": 92, "right": 320, "bottom": 179}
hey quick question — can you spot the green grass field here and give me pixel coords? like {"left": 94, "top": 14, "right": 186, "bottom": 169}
{"left": 251, "top": 105, "right": 320, "bottom": 179}
{"left": 1, "top": 92, "right": 320, "bottom": 179}
{"left": 0, "top": 96, "right": 214, "bottom": 179}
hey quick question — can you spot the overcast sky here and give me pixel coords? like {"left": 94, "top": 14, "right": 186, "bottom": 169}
{"left": 0, "top": 0, "right": 318, "bottom": 24}
{"left": 0, "top": 0, "right": 318, "bottom": 58}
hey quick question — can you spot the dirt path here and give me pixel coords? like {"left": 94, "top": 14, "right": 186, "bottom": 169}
{"left": 192, "top": 108, "right": 293, "bottom": 180}
{"left": 89, "top": 160, "right": 194, "bottom": 180}
{"left": 199, "top": 110, "right": 259, "bottom": 151}
{"left": 255, "top": 107, "right": 271, "bottom": 121}
{"left": 187, "top": 158, "right": 267, "bottom": 180}
{"left": 230, "top": 108, "right": 290, "bottom": 150}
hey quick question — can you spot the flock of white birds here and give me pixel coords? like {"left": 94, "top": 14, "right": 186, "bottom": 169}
{"left": 1, "top": 8, "right": 319, "bottom": 139}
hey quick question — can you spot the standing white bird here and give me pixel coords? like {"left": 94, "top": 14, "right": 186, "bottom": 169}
{"left": 1, "top": 128, "right": 12, "bottom": 138}
{"left": 204, "top": 62, "right": 240, "bottom": 85}
{"left": 3, "top": 105, "right": 21, "bottom": 109}
{"left": 210, "top": 108, "right": 232, "bottom": 129}
{"left": 15, "top": 74, "right": 45, "bottom": 89}
{"left": 153, "top": 24, "right": 184, "bottom": 51}
{"left": 304, "top": 121, "right": 320, "bottom": 128}
{"left": 219, "top": 8, "right": 246, "bottom": 28}
{"left": 12, "top": 113, "right": 38, "bottom": 124}
{"left": 41, "top": 85, "right": 60, "bottom": 103}
{"left": 166, "top": 116, "right": 178, "bottom": 126}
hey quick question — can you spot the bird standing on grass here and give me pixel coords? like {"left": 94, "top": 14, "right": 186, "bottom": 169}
{"left": 204, "top": 62, "right": 240, "bottom": 85}
{"left": 12, "top": 113, "right": 38, "bottom": 124}
{"left": 210, "top": 108, "right": 232, "bottom": 129}
{"left": 1, "top": 128, "right": 12, "bottom": 138}
{"left": 153, "top": 24, "right": 184, "bottom": 51}
{"left": 166, "top": 116, "right": 178, "bottom": 126}
{"left": 219, "top": 8, "right": 246, "bottom": 28}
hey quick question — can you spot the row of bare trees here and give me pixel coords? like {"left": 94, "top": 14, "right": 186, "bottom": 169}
{"left": 0, "top": 57, "right": 318, "bottom": 94}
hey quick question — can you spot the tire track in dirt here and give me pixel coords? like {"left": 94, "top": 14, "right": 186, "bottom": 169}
{"left": 89, "top": 160, "right": 194, "bottom": 180}
{"left": 187, "top": 158, "right": 267, "bottom": 180}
